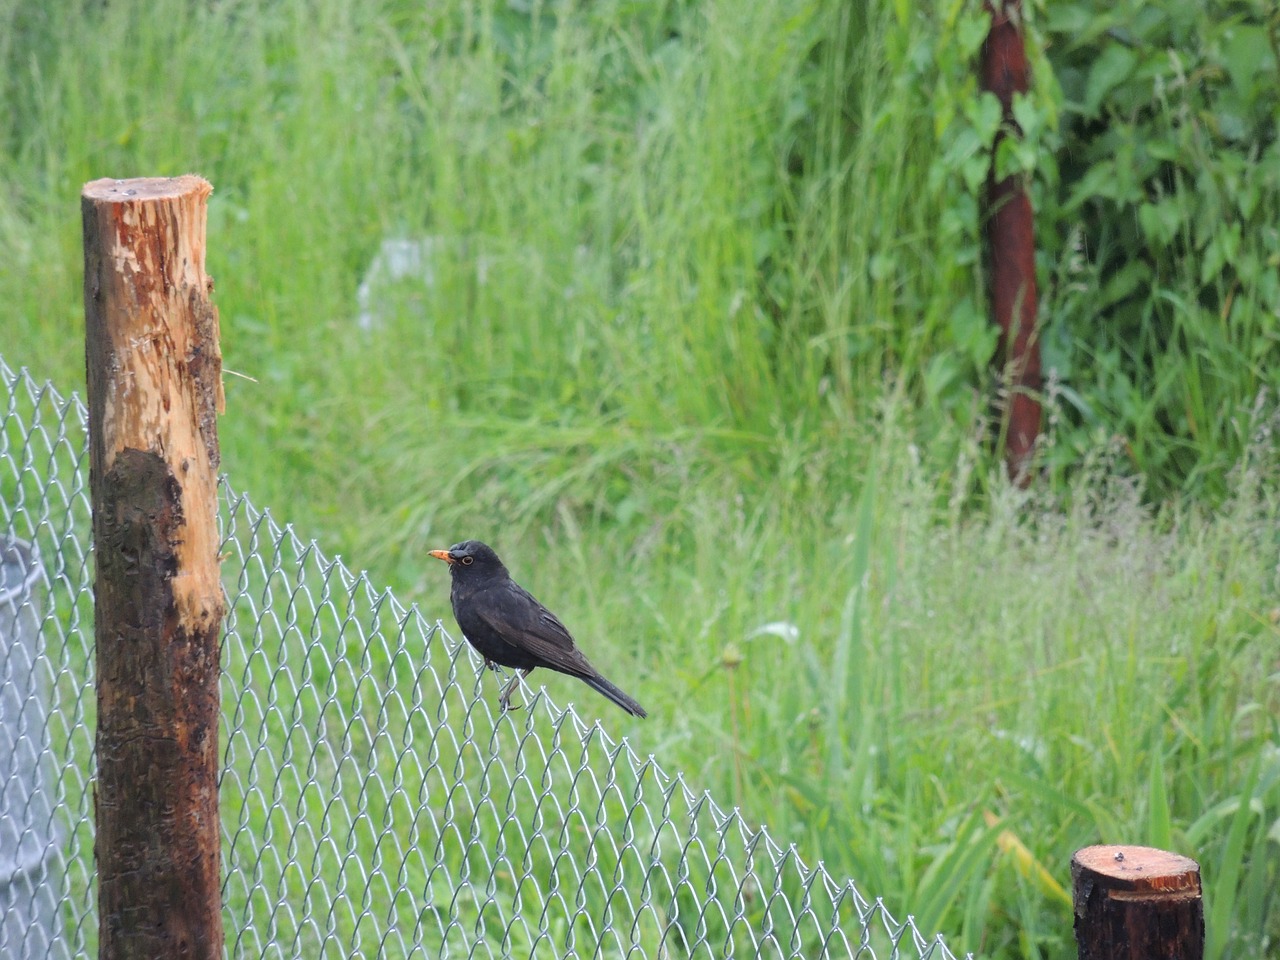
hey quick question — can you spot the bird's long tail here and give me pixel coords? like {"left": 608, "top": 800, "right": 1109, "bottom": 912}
{"left": 582, "top": 673, "right": 647, "bottom": 718}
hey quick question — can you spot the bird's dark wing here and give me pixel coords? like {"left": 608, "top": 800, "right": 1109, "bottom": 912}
{"left": 471, "top": 579, "right": 600, "bottom": 678}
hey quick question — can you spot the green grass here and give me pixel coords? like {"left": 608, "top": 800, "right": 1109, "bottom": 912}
{"left": 2, "top": 0, "right": 1279, "bottom": 957}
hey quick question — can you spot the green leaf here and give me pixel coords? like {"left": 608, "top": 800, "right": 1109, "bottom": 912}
{"left": 1200, "top": 223, "right": 1242, "bottom": 287}
{"left": 955, "top": 8, "right": 992, "bottom": 59}
{"left": 1082, "top": 45, "right": 1137, "bottom": 118}
{"left": 925, "top": 353, "right": 963, "bottom": 403}
{"left": 949, "top": 298, "right": 997, "bottom": 366}
{"left": 1223, "top": 25, "right": 1273, "bottom": 96}
{"left": 963, "top": 152, "right": 991, "bottom": 194}
{"left": 1144, "top": 138, "right": 1180, "bottom": 163}
{"left": 1010, "top": 92, "right": 1043, "bottom": 141}
{"left": 1065, "top": 160, "right": 1128, "bottom": 208}
{"left": 993, "top": 136, "right": 1023, "bottom": 181}
{"left": 965, "top": 91, "right": 1004, "bottom": 145}
{"left": 1045, "top": 3, "right": 1092, "bottom": 34}
{"left": 1099, "top": 260, "right": 1152, "bottom": 309}
{"left": 1138, "top": 201, "right": 1184, "bottom": 249}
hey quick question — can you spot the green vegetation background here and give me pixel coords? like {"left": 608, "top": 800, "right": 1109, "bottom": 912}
{"left": 2, "top": 0, "right": 1277, "bottom": 956}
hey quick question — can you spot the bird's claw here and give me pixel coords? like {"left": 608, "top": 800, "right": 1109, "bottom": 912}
{"left": 498, "top": 693, "right": 525, "bottom": 712}
{"left": 497, "top": 669, "right": 529, "bottom": 713}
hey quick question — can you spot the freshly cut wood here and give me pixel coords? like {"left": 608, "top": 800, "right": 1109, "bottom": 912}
{"left": 1072, "top": 845, "right": 1203, "bottom": 960}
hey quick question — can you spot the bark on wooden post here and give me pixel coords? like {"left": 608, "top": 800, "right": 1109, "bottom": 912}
{"left": 1072, "top": 845, "right": 1204, "bottom": 960}
{"left": 83, "top": 176, "right": 225, "bottom": 958}
{"left": 981, "top": 0, "right": 1042, "bottom": 484}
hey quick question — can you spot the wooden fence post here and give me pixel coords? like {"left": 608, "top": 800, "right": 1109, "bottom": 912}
{"left": 981, "top": 0, "right": 1043, "bottom": 484}
{"left": 1072, "top": 844, "right": 1204, "bottom": 960}
{"left": 83, "top": 176, "right": 225, "bottom": 958}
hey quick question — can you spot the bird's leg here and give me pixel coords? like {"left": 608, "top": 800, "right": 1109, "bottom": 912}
{"left": 498, "top": 669, "right": 530, "bottom": 712}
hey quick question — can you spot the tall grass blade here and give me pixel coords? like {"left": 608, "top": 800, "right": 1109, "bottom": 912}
{"left": 1147, "top": 743, "right": 1171, "bottom": 851}
{"left": 1205, "top": 753, "right": 1262, "bottom": 960}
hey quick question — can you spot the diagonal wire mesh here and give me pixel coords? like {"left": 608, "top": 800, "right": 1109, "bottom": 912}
{"left": 0, "top": 354, "right": 970, "bottom": 959}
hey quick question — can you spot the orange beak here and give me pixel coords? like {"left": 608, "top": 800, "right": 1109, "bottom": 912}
{"left": 428, "top": 549, "right": 454, "bottom": 564}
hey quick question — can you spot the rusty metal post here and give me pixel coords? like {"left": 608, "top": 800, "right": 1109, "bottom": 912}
{"left": 981, "top": 0, "right": 1042, "bottom": 483}
{"left": 1072, "top": 845, "right": 1204, "bottom": 960}
{"left": 82, "top": 176, "right": 225, "bottom": 958}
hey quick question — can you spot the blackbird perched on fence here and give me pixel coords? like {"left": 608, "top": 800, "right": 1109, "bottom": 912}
{"left": 429, "top": 540, "right": 647, "bottom": 718}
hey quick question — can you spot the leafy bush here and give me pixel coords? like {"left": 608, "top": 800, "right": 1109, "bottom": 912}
{"left": 1037, "top": 1, "right": 1280, "bottom": 496}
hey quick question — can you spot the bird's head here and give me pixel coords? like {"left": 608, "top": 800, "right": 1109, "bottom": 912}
{"left": 429, "top": 540, "right": 508, "bottom": 580}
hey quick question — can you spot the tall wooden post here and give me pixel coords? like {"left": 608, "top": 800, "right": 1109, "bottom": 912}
{"left": 981, "top": 0, "right": 1042, "bottom": 484}
{"left": 1072, "top": 845, "right": 1204, "bottom": 960}
{"left": 83, "top": 176, "right": 225, "bottom": 958}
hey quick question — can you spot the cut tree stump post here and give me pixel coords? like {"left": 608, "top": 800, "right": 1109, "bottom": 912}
{"left": 1072, "top": 844, "right": 1204, "bottom": 960}
{"left": 83, "top": 176, "right": 225, "bottom": 959}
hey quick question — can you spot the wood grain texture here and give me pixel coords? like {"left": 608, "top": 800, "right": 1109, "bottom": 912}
{"left": 83, "top": 175, "right": 225, "bottom": 959}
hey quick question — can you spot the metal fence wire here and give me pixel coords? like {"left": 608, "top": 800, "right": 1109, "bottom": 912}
{"left": 0, "top": 355, "right": 969, "bottom": 960}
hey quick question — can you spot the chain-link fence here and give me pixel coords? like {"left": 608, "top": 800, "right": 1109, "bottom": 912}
{"left": 0, "top": 354, "right": 969, "bottom": 959}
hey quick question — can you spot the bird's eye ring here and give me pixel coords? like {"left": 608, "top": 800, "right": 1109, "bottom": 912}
{"left": 461, "top": 556, "right": 473, "bottom": 565}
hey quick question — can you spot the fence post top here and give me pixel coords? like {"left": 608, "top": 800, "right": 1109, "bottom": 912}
{"left": 82, "top": 175, "right": 212, "bottom": 202}
{"left": 1072, "top": 844, "right": 1201, "bottom": 897}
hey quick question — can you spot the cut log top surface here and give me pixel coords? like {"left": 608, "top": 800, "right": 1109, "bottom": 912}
{"left": 82, "top": 174, "right": 211, "bottom": 202}
{"left": 1072, "top": 844, "right": 1201, "bottom": 892}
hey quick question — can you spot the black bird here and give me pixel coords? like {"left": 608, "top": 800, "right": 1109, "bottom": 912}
{"left": 429, "top": 540, "right": 647, "bottom": 718}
